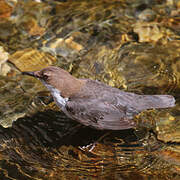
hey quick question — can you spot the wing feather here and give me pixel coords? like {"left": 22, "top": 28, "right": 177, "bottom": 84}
{"left": 65, "top": 98, "right": 136, "bottom": 130}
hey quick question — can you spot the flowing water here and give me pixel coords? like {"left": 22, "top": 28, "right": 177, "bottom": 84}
{"left": 0, "top": 0, "right": 180, "bottom": 179}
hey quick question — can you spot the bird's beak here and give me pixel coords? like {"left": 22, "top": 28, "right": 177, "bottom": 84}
{"left": 22, "top": 71, "right": 38, "bottom": 78}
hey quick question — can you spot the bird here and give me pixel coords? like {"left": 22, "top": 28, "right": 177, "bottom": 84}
{"left": 22, "top": 66, "right": 175, "bottom": 130}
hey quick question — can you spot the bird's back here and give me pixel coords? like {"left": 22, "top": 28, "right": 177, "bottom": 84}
{"left": 74, "top": 79, "right": 175, "bottom": 110}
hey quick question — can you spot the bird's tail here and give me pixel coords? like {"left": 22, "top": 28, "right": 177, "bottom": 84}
{"left": 137, "top": 94, "right": 175, "bottom": 110}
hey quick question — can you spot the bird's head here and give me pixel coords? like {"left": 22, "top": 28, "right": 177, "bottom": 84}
{"left": 22, "top": 66, "right": 85, "bottom": 98}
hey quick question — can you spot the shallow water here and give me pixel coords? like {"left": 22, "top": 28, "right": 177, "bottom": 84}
{"left": 0, "top": 0, "right": 180, "bottom": 179}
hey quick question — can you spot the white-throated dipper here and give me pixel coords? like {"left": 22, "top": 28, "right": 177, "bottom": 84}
{"left": 22, "top": 66, "right": 175, "bottom": 130}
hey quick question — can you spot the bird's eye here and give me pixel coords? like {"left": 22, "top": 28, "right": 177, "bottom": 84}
{"left": 43, "top": 75, "right": 48, "bottom": 80}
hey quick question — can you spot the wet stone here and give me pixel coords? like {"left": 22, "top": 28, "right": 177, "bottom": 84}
{"left": 0, "top": 0, "right": 180, "bottom": 179}
{"left": 137, "top": 9, "right": 156, "bottom": 21}
{"left": 9, "top": 48, "right": 57, "bottom": 71}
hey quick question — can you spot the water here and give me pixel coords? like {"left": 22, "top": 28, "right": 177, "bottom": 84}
{"left": 0, "top": 0, "right": 180, "bottom": 179}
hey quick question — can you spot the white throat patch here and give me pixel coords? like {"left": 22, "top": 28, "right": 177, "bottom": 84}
{"left": 42, "top": 81, "right": 68, "bottom": 108}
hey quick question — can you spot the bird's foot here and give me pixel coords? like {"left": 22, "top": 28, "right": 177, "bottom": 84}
{"left": 79, "top": 142, "right": 96, "bottom": 152}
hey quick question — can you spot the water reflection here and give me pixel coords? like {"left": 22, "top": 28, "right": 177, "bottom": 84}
{"left": 0, "top": 110, "right": 179, "bottom": 179}
{"left": 0, "top": 0, "right": 180, "bottom": 179}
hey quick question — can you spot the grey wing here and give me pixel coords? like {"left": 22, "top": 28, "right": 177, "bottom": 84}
{"left": 65, "top": 98, "right": 136, "bottom": 130}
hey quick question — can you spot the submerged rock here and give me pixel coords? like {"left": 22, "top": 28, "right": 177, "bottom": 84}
{"left": 0, "top": 0, "right": 179, "bottom": 179}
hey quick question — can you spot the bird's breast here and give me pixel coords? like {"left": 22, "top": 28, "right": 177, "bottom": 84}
{"left": 51, "top": 88, "right": 68, "bottom": 108}
{"left": 43, "top": 82, "right": 68, "bottom": 108}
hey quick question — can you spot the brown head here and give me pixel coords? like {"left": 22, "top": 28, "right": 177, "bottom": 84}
{"left": 22, "top": 66, "right": 86, "bottom": 98}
